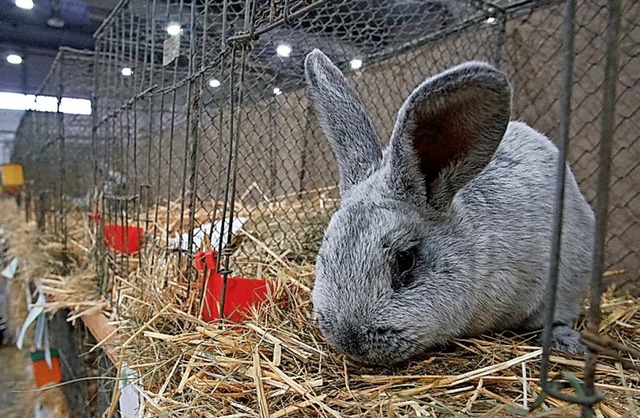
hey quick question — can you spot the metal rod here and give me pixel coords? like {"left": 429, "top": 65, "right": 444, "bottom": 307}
{"left": 540, "top": 0, "right": 576, "bottom": 382}
{"left": 582, "top": 0, "right": 622, "bottom": 415}
{"left": 185, "top": 0, "right": 202, "bottom": 303}
{"left": 216, "top": 41, "right": 238, "bottom": 324}
{"left": 539, "top": 0, "right": 599, "bottom": 406}
{"left": 493, "top": 10, "right": 507, "bottom": 69}
{"left": 540, "top": 0, "right": 605, "bottom": 407}
{"left": 57, "top": 52, "right": 68, "bottom": 274}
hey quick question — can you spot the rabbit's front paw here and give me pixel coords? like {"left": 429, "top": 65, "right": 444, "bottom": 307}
{"left": 551, "top": 324, "right": 586, "bottom": 355}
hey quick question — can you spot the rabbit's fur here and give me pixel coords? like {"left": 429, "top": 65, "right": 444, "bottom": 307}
{"left": 305, "top": 49, "right": 595, "bottom": 366}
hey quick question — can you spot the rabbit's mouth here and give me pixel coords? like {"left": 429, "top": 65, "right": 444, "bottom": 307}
{"left": 314, "top": 308, "right": 425, "bottom": 365}
{"left": 320, "top": 324, "right": 420, "bottom": 366}
{"left": 342, "top": 339, "right": 437, "bottom": 367}
{"left": 338, "top": 342, "right": 422, "bottom": 367}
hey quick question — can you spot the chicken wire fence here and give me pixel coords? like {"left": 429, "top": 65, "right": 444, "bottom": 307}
{"left": 8, "top": 0, "right": 638, "bottom": 412}
{"left": 12, "top": 48, "right": 95, "bottom": 249}
{"left": 0, "top": 133, "right": 12, "bottom": 165}
{"left": 86, "top": 0, "right": 638, "bottom": 284}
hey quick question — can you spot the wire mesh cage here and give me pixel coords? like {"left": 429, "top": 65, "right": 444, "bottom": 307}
{"left": 8, "top": 0, "right": 639, "bottom": 414}
{"left": 88, "top": 0, "right": 638, "bottom": 283}
{"left": 12, "top": 48, "right": 95, "bottom": 241}
{"left": 0, "top": 134, "right": 12, "bottom": 165}
{"left": 505, "top": 0, "right": 639, "bottom": 291}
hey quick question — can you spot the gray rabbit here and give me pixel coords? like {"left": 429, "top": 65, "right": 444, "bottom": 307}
{"left": 304, "top": 49, "right": 595, "bottom": 365}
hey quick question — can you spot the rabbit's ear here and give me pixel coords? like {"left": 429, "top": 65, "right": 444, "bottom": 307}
{"left": 388, "top": 61, "right": 511, "bottom": 214}
{"left": 305, "top": 49, "right": 383, "bottom": 196}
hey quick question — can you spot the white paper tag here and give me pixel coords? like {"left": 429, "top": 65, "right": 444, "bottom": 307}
{"left": 17, "top": 292, "right": 46, "bottom": 350}
{"left": 119, "top": 364, "right": 142, "bottom": 418}
{"left": 1, "top": 258, "right": 19, "bottom": 279}
{"left": 162, "top": 35, "right": 180, "bottom": 66}
{"left": 170, "top": 217, "right": 247, "bottom": 253}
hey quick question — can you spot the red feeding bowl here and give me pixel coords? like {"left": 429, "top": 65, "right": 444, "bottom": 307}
{"left": 103, "top": 225, "right": 144, "bottom": 254}
{"left": 195, "top": 250, "right": 273, "bottom": 323}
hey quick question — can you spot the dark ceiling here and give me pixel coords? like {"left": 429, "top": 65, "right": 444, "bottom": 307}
{"left": 0, "top": 0, "right": 120, "bottom": 94}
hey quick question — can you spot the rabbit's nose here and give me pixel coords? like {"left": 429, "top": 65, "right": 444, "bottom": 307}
{"left": 335, "top": 325, "right": 367, "bottom": 357}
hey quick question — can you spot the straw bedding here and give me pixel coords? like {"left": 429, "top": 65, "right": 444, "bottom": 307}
{"left": 3, "top": 196, "right": 639, "bottom": 417}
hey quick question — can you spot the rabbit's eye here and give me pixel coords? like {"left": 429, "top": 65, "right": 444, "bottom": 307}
{"left": 396, "top": 250, "right": 416, "bottom": 276}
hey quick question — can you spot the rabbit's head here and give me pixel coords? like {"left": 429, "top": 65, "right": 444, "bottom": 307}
{"left": 305, "top": 50, "right": 512, "bottom": 365}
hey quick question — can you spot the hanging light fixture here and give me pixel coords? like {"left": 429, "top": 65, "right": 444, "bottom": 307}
{"left": 7, "top": 54, "right": 23, "bottom": 65}
{"left": 47, "top": 0, "right": 65, "bottom": 28}
{"left": 350, "top": 59, "right": 363, "bottom": 70}
{"left": 15, "top": 0, "right": 34, "bottom": 10}
{"left": 167, "top": 22, "right": 181, "bottom": 36}
{"left": 276, "top": 44, "right": 292, "bottom": 58}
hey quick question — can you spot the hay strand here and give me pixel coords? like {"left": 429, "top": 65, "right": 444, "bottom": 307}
{"left": 3, "top": 193, "right": 638, "bottom": 417}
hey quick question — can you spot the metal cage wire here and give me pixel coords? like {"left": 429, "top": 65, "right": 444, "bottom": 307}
{"left": 12, "top": 48, "right": 95, "bottom": 248}
{"left": 10, "top": 0, "right": 639, "bottom": 413}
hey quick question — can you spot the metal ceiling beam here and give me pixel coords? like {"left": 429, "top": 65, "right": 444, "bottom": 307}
{"left": 0, "top": 21, "right": 95, "bottom": 50}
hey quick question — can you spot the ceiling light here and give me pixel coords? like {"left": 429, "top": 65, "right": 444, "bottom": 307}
{"left": 167, "top": 22, "right": 181, "bottom": 36}
{"left": 485, "top": 16, "right": 497, "bottom": 25}
{"left": 273, "top": 87, "right": 282, "bottom": 96}
{"left": 15, "top": 0, "right": 34, "bottom": 10}
{"left": 7, "top": 54, "right": 23, "bottom": 65}
{"left": 121, "top": 67, "right": 133, "bottom": 77}
{"left": 350, "top": 59, "right": 363, "bottom": 70}
{"left": 276, "top": 44, "right": 292, "bottom": 58}
{"left": 208, "top": 78, "right": 221, "bottom": 88}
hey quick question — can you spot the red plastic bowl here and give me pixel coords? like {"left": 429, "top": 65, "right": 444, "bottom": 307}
{"left": 103, "top": 225, "right": 144, "bottom": 254}
{"left": 195, "top": 250, "right": 273, "bottom": 323}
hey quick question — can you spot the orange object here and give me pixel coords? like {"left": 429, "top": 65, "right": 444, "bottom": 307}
{"left": 195, "top": 250, "right": 274, "bottom": 323}
{"left": 1, "top": 163, "right": 25, "bottom": 187}
{"left": 103, "top": 225, "right": 144, "bottom": 254}
{"left": 30, "top": 348, "right": 63, "bottom": 387}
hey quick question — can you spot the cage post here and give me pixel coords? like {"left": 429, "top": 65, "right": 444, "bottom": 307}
{"left": 216, "top": 42, "right": 239, "bottom": 324}
{"left": 493, "top": 7, "right": 507, "bottom": 69}
{"left": 57, "top": 53, "right": 69, "bottom": 274}
{"left": 216, "top": 0, "right": 258, "bottom": 322}
{"left": 268, "top": 97, "right": 277, "bottom": 197}
{"left": 36, "top": 190, "right": 46, "bottom": 232}
{"left": 208, "top": 6, "right": 231, "bottom": 233}
{"left": 582, "top": 0, "right": 622, "bottom": 416}
{"left": 185, "top": 0, "right": 204, "bottom": 305}
{"left": 539, "top": 0, "right": 602, "bottom": 407}
{"left": 297, "top": 103, "right": 313, "bottom": 196}
{"left": 91, "top": 40, "right": 109, "bottom": 300}
{"left": 24, "top": 186, "right": 31, "bottom": 223}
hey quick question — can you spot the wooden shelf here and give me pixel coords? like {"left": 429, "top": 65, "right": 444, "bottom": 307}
{"left": 81, "top": 312, "right": 118, "bottom": 364}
